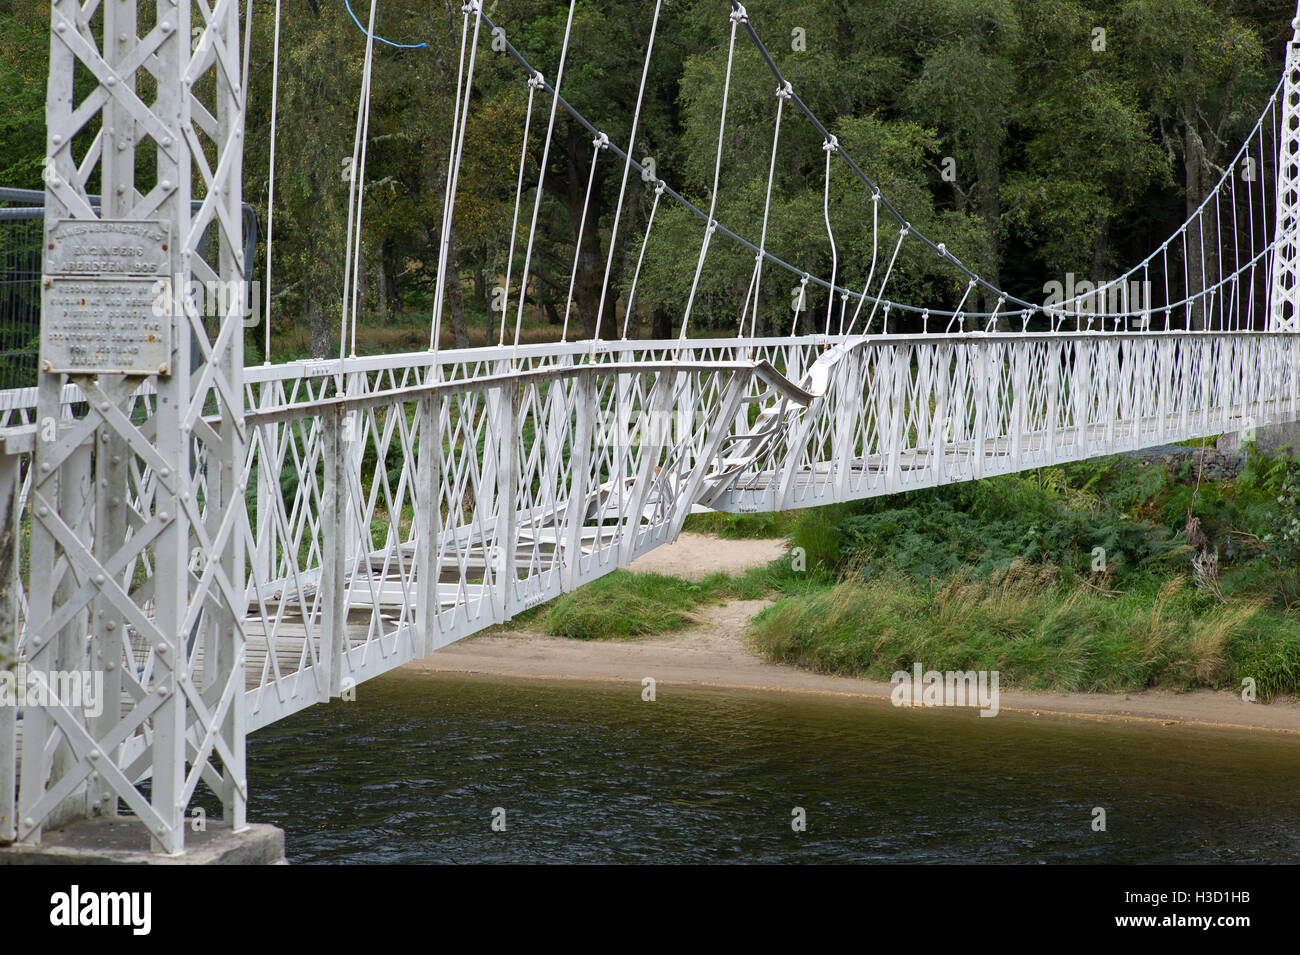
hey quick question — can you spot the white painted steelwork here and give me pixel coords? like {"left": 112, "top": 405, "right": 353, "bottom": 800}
{"left": 2, "top": 1, "right": 1298, "bottom": 857}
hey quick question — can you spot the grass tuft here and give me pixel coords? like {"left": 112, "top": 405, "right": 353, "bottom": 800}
{"left": 748, "top": 559, "right": 1293, "bottom": 696}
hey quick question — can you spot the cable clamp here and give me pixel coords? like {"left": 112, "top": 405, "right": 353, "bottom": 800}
{"left": 731, "top": 5, "right": 749, "bottom": 24}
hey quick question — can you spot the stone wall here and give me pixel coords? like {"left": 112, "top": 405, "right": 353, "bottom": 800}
{"left": 1125, "top": 444, "right": 1247, "bottom": 483}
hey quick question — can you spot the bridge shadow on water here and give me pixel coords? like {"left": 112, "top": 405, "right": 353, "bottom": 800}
{"left": 206, "top": 671, "right": 1300, "bottom": 864}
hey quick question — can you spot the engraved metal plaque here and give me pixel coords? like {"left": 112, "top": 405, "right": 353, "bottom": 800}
{"left": 42, "top": 276, "right": 172, "bottom": 375}
{"left": 44, "top": 219, "right": 169, "bottom": 276}
{"left": 40, "top": 219, "right": 172, "bottom": 375}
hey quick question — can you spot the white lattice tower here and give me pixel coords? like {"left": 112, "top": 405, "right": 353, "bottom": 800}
{"left": 23, "top": 0, "right": 247, "bottom": 854}
{"left": 1270, "top": 9, "right": 1300, "bottom": 332}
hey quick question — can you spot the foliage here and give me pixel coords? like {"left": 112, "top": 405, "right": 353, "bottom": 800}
{"left": 756, "top": 450, "right": 1300, "bottom": 697}
{"left": 0, "top": 1, "right": 47, "bottom": 189}
{"left": 749, "top": 562, "right": 1287, "bottom": 694}
{"left": 538, "top": 570, "right": 738, "bottom": 640}
{"left": 791, "top": 451, "right": 1300, "bottom": 609}
{"left": 682, "top": 509, "right": 802, "bottom": 540}
{"left": 0, "top": 2, "right": 1290, "bottom": 349}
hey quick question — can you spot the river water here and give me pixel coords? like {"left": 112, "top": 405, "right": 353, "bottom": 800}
{"left": 244, "top": 670, "right": 1300, "bottom": 864}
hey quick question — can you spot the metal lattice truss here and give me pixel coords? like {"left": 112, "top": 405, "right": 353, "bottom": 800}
{"left": 3, "top": 328, "right": 1300, "bottom": 854}
{"left": 3, "top": 1, "right": 1300, "bottom": 858}
{"left": 1, "top": 0, "right": 248, "bottom": 854}
{"left": 5, "top": 329, "right": 1299, "bottom": 734}
{"left": 1272, "top": 35, "right": 1300, "bottom": 332}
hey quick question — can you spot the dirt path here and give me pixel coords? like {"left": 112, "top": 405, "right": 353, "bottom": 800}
{"left": 625, "top": 532, "right": 787, "bottom": 579}
{"left": 403, "top": 532, "right": 1300, "bottom": 734}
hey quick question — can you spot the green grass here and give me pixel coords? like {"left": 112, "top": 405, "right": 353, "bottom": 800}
{"left": 681, "top": 509, "right": 802, "bottom": 540}
{"left": 498, "top": 563, "right": 794, "bottom": 640}
{"left": 738, "top": 450, "right": 1300, "bottom": 698}
{"left": 493, "top": 450, "right": 1300, "bottom": 699}
{"left": 749, "top": 561, "right": 1295, "bottom": 697}
{"left": 543, "top": 571, "right": 728, "bottom": 639}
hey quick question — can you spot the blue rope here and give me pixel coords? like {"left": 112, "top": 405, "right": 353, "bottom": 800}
{"left": 344, "top": 0, "right": 428, "bottom": 50}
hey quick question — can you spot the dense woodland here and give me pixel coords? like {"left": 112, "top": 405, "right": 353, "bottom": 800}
{"left": 0, "top": 0, "right": 1295, "bottom": 356}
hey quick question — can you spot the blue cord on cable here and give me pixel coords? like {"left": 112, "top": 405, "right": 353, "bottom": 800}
{"left": 344, "top": 0, "right": 428, "bottom": 49}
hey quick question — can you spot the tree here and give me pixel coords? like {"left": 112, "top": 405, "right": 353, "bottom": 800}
{"left": 1117, "top": 0, "right": 1267, "bottom": 328}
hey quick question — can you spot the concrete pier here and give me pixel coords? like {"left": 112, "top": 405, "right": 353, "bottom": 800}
{"left": 0, "top": 818, "right": 285, "bottom": 865}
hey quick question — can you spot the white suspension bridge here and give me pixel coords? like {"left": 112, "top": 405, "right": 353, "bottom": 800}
{"left": 2, "top": 0, "right": 1299, "bottom": 857}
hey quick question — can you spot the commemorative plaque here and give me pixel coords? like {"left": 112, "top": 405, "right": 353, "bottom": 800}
{"left": 40, "top": 219, "right": 173, "bottom": 376}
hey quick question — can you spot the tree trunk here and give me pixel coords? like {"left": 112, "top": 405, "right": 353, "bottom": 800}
{"left": 975, "top": 142, "right": 1007, "bottom": 329}
{"left": 446, "top": 224, "right": 470, "bottom": 349}
{"left": 551, "top": 123, "right": 609, "bottom": 339}
{"left": 1091, "top": 216, "right": 1110, "bottom": 284}
{"left": 380, "top": 237, "right": 399, "bottom": 321}
{"left": 309, "top": 295, "right": 332, "bottom": 359}
{"left": 573, "top": 223, "right": 609, "bottom": 339}
{"left": 1183, "top": 112, "right": 1207, "bottom": 330}
{"left": 650, "top": 306, "right": 672, "bottom": 340}
{"left": 473, "top": 266, "right": 487, "bottom": 307}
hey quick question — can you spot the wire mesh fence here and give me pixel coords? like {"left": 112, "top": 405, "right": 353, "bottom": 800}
{"left": 0, "top": 187, "right": 260, "bottom": 393}
{"left": 0, "top": 195, "right": 42, "bottom": 392}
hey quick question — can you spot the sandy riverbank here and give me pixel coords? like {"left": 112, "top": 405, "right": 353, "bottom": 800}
{"left": 401, "top": 532, "right": 1300, "bottom": 734}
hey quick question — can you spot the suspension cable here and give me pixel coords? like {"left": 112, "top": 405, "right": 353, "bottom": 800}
{"left": 861, "top": 228, "right": 906, "bottom": 334}
{"left": 623, "top": 182, "right": 665, "bottom": 339}
{"left": 844, "top": 193, "right": 880, "bottom": 335}
{"left": 822, "top": 135, "right": 839, "bottom": 335}
{"left": 511, "top": 0, "right": 579, "bottom": 359}
{"left": 592, "top": 0, "right": 663, "bottom": 346}
{"left": 499, "top": 73, "right": 542, "bottom": 346}
{"left": 339, "top": 0, "right": 379, "bottom": 376}
{"left": 561, "top": 135, "right": 608, "bottom": 342}
{"left": 740, "top": 81, "right": 788, "bottom": 338}
{"left": 679, "top": 5, "right": 744, "bottom": 338}
{"left": 429, "top": 5, "right": 471, "bottom": 351}
{"left": 432, "top": 1, "right": 485, "bottom": 355}
{"left": 262, "top": 0, "right": 282, "bottom": 364}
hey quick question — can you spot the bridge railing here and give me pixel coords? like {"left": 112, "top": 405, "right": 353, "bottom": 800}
{"left": 3, "top": 328, "right": 1297, "bottom": 846}
{"left": 721, "top": 331, "right": 1300, "bottom": 511}
{"left": 235, "top": 353, "right": 791, "bottom": 729}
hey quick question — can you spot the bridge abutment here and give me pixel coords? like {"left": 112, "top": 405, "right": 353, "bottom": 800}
{"left": 0, "top": 818, "right": 285, "bottom": 865}
{"left": 1216, "top": 422, "right": 1300, "bottom": 456}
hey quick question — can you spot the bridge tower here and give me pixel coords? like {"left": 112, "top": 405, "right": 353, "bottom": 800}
{"left": 1271, "top": 7, "right": 1300, "bottom": 332}
{"left": 18, "top": 0, "right": 248, "bottom": 853}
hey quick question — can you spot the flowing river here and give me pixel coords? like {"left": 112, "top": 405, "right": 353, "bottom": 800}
{"left": 242, "top": 670, "right": 1300, "bottom": 864}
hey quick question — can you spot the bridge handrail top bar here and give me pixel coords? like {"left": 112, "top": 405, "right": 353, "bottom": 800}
{"left": 239, "top": 326, "right": 1300, "bottom": 383}
{"left": 238, "top": 321, "right": 1300, "bottom": 429}
{"left": 0, "top": 423, "right": 35, "bottom": 455}
{"left": 243, "top": 358, "right": 814, "bottom": 428}
{"left": 0, "top": 328, "right": 1292, "bottom": 419}
{"left": 0, "top": 328, "right": 1288, "bottom": 413}
{"left": 0, "top": 328, "right": 1289, "bottom": 415}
